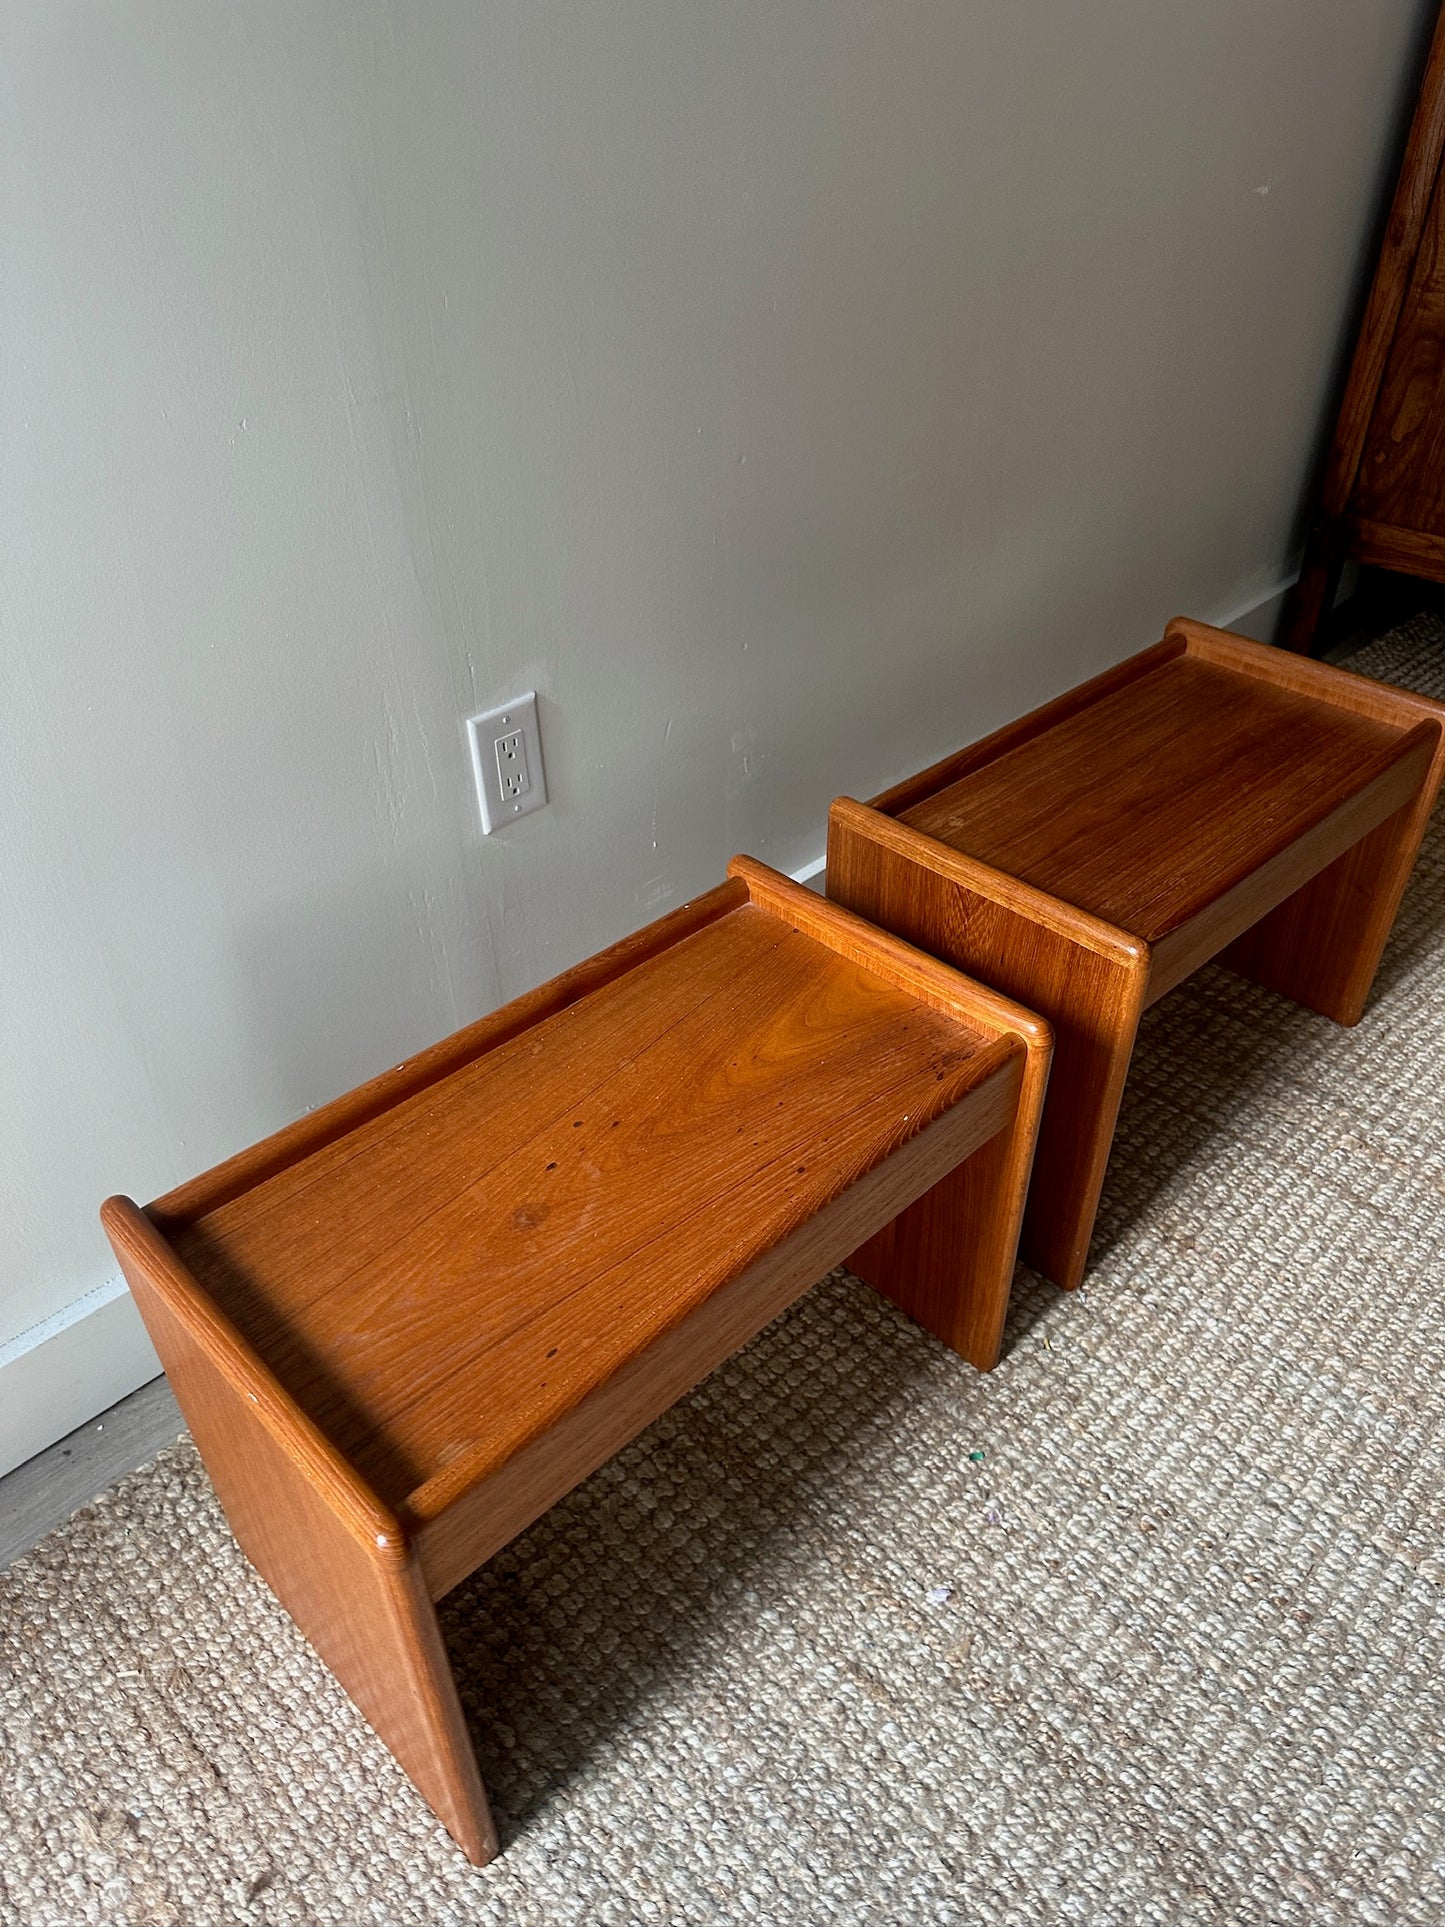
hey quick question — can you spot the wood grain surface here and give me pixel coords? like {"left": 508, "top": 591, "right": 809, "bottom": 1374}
{"left": 828, "top": 800, "right": 1144, "bottom": 1293}
{"left": 101, "top": 1199, "right": 496, "bottom": 1864}
{"left": 162, "top": 903, "right": 1011, "bottom": 1504}
{"left": 830, "top": 621, "right": 1445, "bottom": 1288}
{"left": 409, "top": 1054, "right": 1023, "bottom": 1595}
{"left": 897, "top": 655, "right": 1420, "bottom": 944}
{"left": 102, "top": 859, "right": 1047, "bottom": 1861}
{"left": 152, "top": 879, "right": 749, "bottom": 1225}
{"left": 721, "top": 859, "right": 1054, "bottom": 1380}
{"left": 869, "top": 636, "right": 1186, "bottom": 819}
{"left": 1345, "top": 514, "right": 1445, "bottom": 582}
{"left": 1173, "top": 619, "right": 1445, "bottom": 1021}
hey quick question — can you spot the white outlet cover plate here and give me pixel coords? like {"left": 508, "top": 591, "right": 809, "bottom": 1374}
{"left": 466, "top": 691, "right": 548, "bottom": 833}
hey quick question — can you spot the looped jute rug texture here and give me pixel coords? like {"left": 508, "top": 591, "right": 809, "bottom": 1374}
{"left": 4, "top": 620, "right": 1445, "bottom": 1926}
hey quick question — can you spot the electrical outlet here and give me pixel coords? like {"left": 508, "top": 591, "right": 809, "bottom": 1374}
{"left": 495, "top": 728, "right": 530, "bottom": 801}
{"left": 467, "top": 692, "right": 548, "bottom": 832}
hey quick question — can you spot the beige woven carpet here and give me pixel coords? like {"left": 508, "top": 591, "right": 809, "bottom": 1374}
{"left": 6, "top": 623, "right": 1445, "bottom": 1927}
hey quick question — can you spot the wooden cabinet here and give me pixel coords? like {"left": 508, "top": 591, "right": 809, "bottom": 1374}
{"left": 1286, "top": 8, "right": 1445, "bottom": 652}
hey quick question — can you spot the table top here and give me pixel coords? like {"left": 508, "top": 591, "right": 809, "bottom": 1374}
{"left": 899, "top": 651, "right": 1420, "bottom": 941}
{"left": 153, "top": 880, "right": 1013, "bottom": 1510}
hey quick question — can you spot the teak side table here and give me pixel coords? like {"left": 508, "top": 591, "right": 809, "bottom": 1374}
{"left": 101, "top": 858, "right": 1049, "bottom": 1864}
{"left": 827, "top": 619, "right": 1445, "bottom": 1293}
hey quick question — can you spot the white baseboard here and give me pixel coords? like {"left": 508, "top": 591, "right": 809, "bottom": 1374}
{"left": 1213, "top": 576, "right": 1296, "bottom": 645}
{"left": 0, "top": 572, "right": 1298, "bottom": 1484}
{"left": 0, "top": 1279, "right": 159, "bottom": 1481}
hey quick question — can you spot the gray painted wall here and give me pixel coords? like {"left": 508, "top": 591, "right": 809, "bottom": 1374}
{"left": 1, "top": 1, "right": 1430, "bottom": 1457}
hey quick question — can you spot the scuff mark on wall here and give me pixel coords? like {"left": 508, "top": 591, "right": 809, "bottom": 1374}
{"left": 729, "top": 727, "right": 762, "bottom": 795}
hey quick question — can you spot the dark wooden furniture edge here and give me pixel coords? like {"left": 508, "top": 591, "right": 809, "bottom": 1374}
{"left": 1281, "top": 5, "right": 1445, "bottom": 652}
{"left": 1346, "top": 515, "right": 1445, "bottom": 584}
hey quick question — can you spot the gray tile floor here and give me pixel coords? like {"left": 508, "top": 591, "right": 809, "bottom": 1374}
{"left": 0, "top": 1376, "right": 183, "bottom": 1573}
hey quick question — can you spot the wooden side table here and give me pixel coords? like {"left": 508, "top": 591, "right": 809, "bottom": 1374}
{"left": 101, "top": 859, "right": 1049, "bottom": 1863}
{"left": 828, "top": 619, "right": 1445, "bottom": 1293}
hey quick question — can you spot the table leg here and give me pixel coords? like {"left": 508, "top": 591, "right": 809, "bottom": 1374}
{"left": 1219, "top": 780, "right": 1440, "bottom": 1026}
{"left": 105, "top": 1202, "right": 499, "bottom": 1867}
{"left": 848, "top": 1013, "right": 1051, "bottom": 1368}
